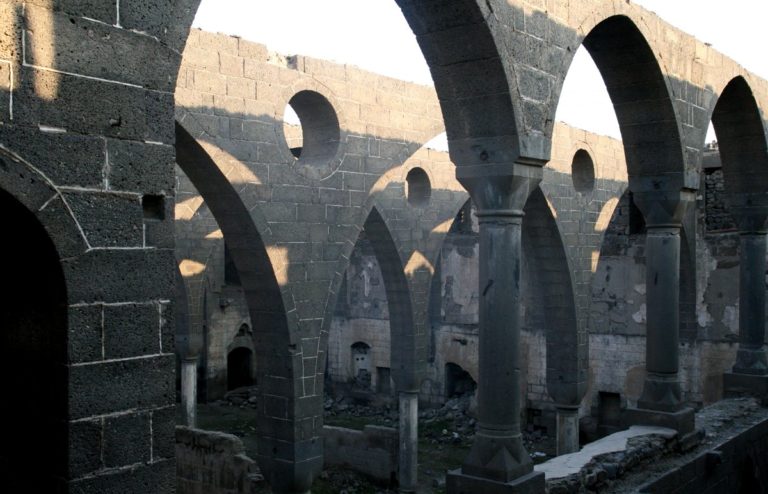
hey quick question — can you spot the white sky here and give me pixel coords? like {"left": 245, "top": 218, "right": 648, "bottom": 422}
{"left": 193, "top": 0, "right": 767, "bottom": 143}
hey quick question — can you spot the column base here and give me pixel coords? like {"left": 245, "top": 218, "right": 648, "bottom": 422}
{"left": 447, "top": 469, "right": 544, "bottom": 494}
{"left": 732, "top": 346, "right": 768, "bottom": 376}
{"left": 637, "top": 373, "right": 684, "bottom": 413}
{"left": 623, "top": 406, "right": 695, "bottom": 435}
{"left": 723, "top": 372, "right": 768, "bottom": 405}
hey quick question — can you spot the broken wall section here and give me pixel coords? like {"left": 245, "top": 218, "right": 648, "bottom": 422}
{"left": 176, "top": 427, "right": 262, "bottom": 494}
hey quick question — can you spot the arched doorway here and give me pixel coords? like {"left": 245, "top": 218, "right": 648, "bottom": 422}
{"left": 445, "top": 363, "right": 477, "bottom": 399}
{"left": 0, "top": 187, "right": 68, "bottom": 490}
{"left": 227, "top": 346, "right": 254, "bottom": 390}
{"left": 350, "top": 341, "right": 373, "bottom": 390}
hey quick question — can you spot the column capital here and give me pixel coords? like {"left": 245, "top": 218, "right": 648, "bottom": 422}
{"left": 455, "top": 161, "right": 543, "bottom": 213}
{"left": 631, "top": 187, "right": 695, "bottom": 228}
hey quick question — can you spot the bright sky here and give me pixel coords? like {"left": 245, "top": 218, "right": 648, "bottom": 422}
{"left": 193, "top": 0, "right": 767, "bottom": 143}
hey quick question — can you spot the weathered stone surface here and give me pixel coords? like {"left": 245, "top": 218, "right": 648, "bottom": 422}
{"left": 2, "top": 2, "right": 768, "bottom": 492}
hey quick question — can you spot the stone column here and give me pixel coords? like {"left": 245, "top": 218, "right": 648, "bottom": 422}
{"left": 182, "top": 356, "right": 198, "bottom": 427}
{"left": 626, "top": 189, "right": 695, "bottom": 434}
{"left": 447, "top": 165, "right": 544, "bottom": 493}
{"left": 555, "top": 406, "right": 580, "bottom": 455}
{"left": 398, "top": 391, "right": 419, "bottom": 493}
{"left": 724, "top": 199, "right": 768, "bottom": 403}
{"left": 733, "top": 232, "right": 768, "bottom": 373}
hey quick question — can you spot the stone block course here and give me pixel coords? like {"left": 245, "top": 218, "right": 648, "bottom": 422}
{"left": 23, "top": 4, "right": 176, "bottom": 91}
{"left": 68, "top": 304, "right": 104, "bottom": 363}
{"left": 103, "top": 302, "right": 161, "bottom": 359}
{"left": 103, "top": 412, "right": 152, "bottom": 467}
{"left": 69, "top": 355, "right": 174, "bottom": 419}
{"left": 64, "top": 191, "right": 144, "bottom": 248}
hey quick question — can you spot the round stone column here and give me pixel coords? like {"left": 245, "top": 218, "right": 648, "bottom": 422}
{"left": 398, "top": 391, "right": 419, "bottom": 492}
{"left": 637, "top": 224, "right": 683, "bottom": 411}
{"left": 447, "top": 166, "right": 545, "bottom": 493}
{"left": 724, "top": 201, "right": 768, "bottom": 404}
{"left": 627, "top": 188, "right": 695, "bottom": 434}
{"left": 733, "top": 232, "right": 768, "bottom": 375}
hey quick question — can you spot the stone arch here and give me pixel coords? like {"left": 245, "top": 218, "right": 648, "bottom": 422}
{"left": 1, "top": 186, "right": 69, "bottom": 490}
{"left": 359, "top": 207, "right": 418, "bottom": 391}
{"left": 522, "top": 187, "right": 583, "bottom": 406}
{"left": 0, "top": 147, "right": 87, "bottom": 489}
{"left": 176, "top": 122, "right": 305, "bottom": 487}
{"left": 710, "top": 76, "right": 768, "bottom": 378}
{"left": 176, "top": 122, "right": 288, "bottom": 332}
{"left": 395, "top": 0, "right": 521, "bottom": 164}
{"left": 710, "top": 76, "right": 768, "bottom": 196}
{"left": 556, "top": 15, "right": 685, "bottom": 186}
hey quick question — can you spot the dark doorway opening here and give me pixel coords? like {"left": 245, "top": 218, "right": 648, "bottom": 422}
{"left": 377, "top": 367, "right": 392, "bottom": 395}
{"left": 597, "top": 391, "right": 622, "bottom": 437}
{"left": 445, "top": 363, "right": 476, "bottom": 398}
{"left": 227, "top": 347, "right": 254, "bottom": 390}
{"left": 0, "top": 187, "right": 68, "bottom": 490}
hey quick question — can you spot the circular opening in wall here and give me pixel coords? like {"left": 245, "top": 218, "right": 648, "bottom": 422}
{"left": 282, "top": 90, "right": 341, "bottom": 166}
{"left": 571, "top": 149, "right": 596, "bottom": 193}
{"left": 406, "top": 167, "right": 431, "bottom": 207}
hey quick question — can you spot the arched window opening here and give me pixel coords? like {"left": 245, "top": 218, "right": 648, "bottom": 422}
{"left": 406, "top": 167, "right": 431, "bottom": 207}
{"left": 571, "top": 149, "right": 596, "bottom": 193}
{"left": 283, "top": 90, "right": 341, "bottom": 166}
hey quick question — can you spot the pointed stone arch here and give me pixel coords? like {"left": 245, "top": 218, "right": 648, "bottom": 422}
{"left": 578, "top": 15, "right": 685, "bottom": 187}
{"left": 394, "top": 0, "right": 522, "bottom": 164}
{"left": 0, "top": 146, "right": 88, "bottom": 490}
{"left": 710, "top": 76, "right": 768, "bottom": 387}
{"left": 711, "top": 76, "right": 768, "bottom": 196}
{"left": 521, "top": 188, "right": 582, "bottom": 406}
{"left": 361, "top": 207, "right": 418, "bottom": 391}
{"left": 175, "top": 122, "right": 304, "bottom": 489}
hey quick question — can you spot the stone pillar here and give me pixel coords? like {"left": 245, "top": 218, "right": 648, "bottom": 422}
{"left": 555, "top": 406, "right": 580, "bottom": 455}
{"left": 724, "top": 199, "right": 768, "bottom": 403}
{"left": 625, "top": 189, "right": 695, "bottom": 434}
{"left": 447, "top": 165, "right": 545, "bottom": 493}
{"left": 182, "top": 356, "right": 198, "bottom": 428}
{"left": 398, "top": 391, "right": 419, "bottom": 493}
{"left": 733, "top": 233, "right": 768, "bottom": 373}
